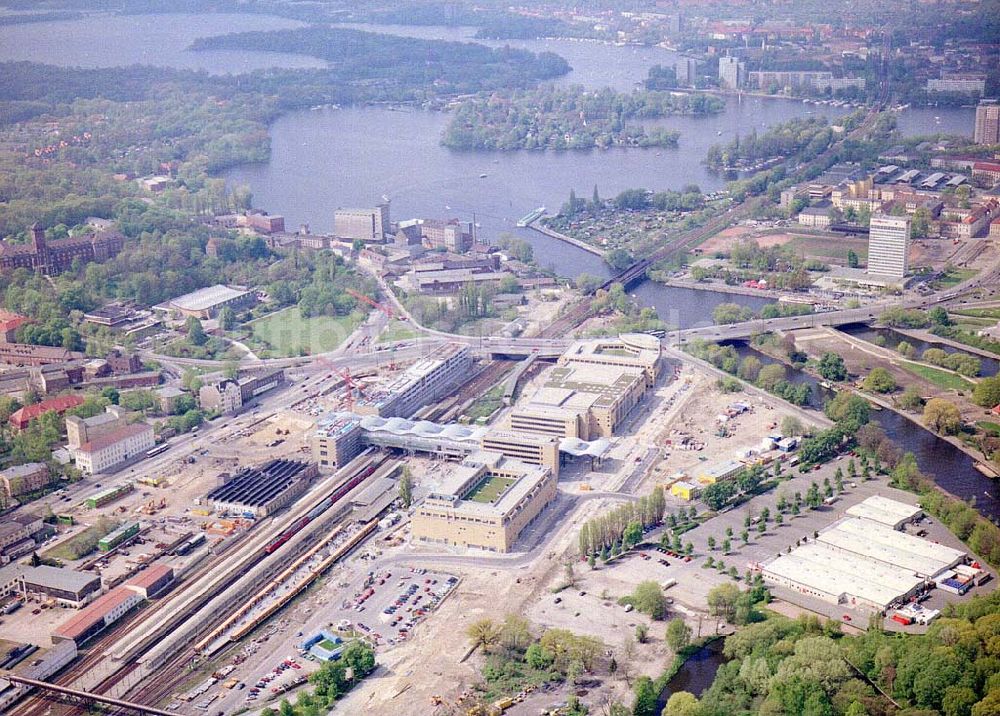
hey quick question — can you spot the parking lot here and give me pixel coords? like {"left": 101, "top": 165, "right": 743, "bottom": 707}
{"left": 329, "top": 567, "right": 460, "bottom": 648}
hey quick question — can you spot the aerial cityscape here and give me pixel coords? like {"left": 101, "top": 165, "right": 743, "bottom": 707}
{"left": 0, "top": 1, "right": 999, "bottom": 715}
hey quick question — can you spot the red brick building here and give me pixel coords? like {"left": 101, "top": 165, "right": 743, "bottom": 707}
{"left": 0, "top": 224, "right": 124, "bottom": 275}
{"left": 9, "top": 394, "right": 85, "bottom": 431}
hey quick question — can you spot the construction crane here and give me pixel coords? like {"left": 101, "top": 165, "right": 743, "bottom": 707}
{"left": 346, "top": 288, "right": 395, "bottom": 319}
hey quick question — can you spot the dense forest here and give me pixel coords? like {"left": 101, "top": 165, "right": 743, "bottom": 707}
{"left": 442, "top": 86, "right": 723, "bottom": 150}
{"left": 680, "top": 590, "right": 1000, "bottom": 716}
{"left": 189, "top": 26, "right": 570, "bottom": 95}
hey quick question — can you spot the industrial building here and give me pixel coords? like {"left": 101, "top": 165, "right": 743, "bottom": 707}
{"left": 507, "top": 334, "right": 661, "bottom": 440}
{"left": 51, "top": 586, "right": 144, "bottom": 644}
{"left": 412, "top": 451, "right": 556, "bottom": 552}
{"left": 207, "top": 459, "right": 317, "bottom": 517}
{"left": 762, "top": 497, "right": 968, "bottom": 613}
{"left": 355, "top": 343, "right": 472, "bottom": 418}
{"left": 19, "top": 565, "right": 102, "bottom": 608}
{"left": 123, "top": 563, "right": 174, "bottom": 599}
{"left": 845, "top": 494, "right": 922, "bottom": 529}
{"left": 334, "top": 203, "right": 391, "bottom": 243}
{"left": 164, "top": 284, "right": 256, "bottom": 319}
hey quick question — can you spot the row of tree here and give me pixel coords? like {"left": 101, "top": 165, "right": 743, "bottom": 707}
{"left": 577, "top": 487, "right": 666, "bottom": 557}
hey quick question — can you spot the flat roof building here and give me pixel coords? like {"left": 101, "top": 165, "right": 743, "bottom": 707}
{"left": 20, "top": 565, "right": 102, "bottom": 608}
{"left": 845, "top": 494, "right": 922, "bottom": 529}
{"left": 818, "top": 517, "right": 964, "bottom": 578}
{"left": 165, "top": 285, "right": 255, "bottom": 319}
{"left": 412, "top": 451, "right": 556, "bottom": 552}
{"left": 508, "top": 334, "right": 661, "bottom": 441}
{"left": 868, "top": 214, "right": 910, "bottom": 279}
{"left": 355, "top": 343, "right": 472, "bottom": 418}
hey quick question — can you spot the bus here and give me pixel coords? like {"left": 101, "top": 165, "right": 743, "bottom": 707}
{"left": 146, "top": 443, "right": 169, "bottom": 458}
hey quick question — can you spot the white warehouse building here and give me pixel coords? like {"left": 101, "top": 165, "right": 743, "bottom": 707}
{"left": 762, "top": 496, "right": 967, "bottom": 613}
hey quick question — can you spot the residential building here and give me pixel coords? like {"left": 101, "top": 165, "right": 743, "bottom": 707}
{"left": 106, "top": 349, "right": 142, "bottom": 375}
{"left": 972, "top": 162, "right": 1000, "bottom": 186}
{"left": 66, "top": 405, "right": 128, "bottom": 450}
{"left": 718, "top": 56, "right": 744, "bottom": 89}
{"left": 974, "top": 100, "right": 1000, "bottom": 145}
{"left": 355, "top": 343, "right": 472, "bottom": 418}
{"left": 0, "top": 463, "right": 51, "bottom": 500}
{"left": 333, "top": 203, "right": 391, "bottom": 243}
{"left": 812, "top": 77, "right": 866, "bottom": 92}
{"left": 73, "top": 422, "right": 155, "bottom": 474}
{"left": 747, "top": 70, "right": 833, "bottom": 90}
{"left": 797, "top": 205, "right": 833, "bottom": 228}
{"left": 164, "top": 284, "right": 255, "bottom": 319}
{"left": 675, "top": 56, "right": 699, "bottom": 86}
{"left": 411, "top": 451, "right": 556, "bottom": 552}
{"left": 155, "top": 386, "right": 187, "bottom": 414}
{"left": 0, "top": 224, "right": 124, "bottom": 275}
{"left": 198, "top": 368, "right": 284, "bottom": 414}
{"left": 867, "top": 214, "right": 910, "bottom": 279}
{"left": 9, "top": 394, "right": 85, "bottom": 431}
{"left": 926, "top": 74, "right": 986, "bottom": 96}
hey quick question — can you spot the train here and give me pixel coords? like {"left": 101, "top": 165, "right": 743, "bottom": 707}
{"left": 175, "top": 532, "right": 207, "bottom": 556}
{"left": 262, "top": 457, "right": 381, "bottom": 556}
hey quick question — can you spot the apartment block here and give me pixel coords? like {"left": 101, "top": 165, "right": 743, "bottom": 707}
{"left": 867, "top": 214, "right": 910, "bottom": 279}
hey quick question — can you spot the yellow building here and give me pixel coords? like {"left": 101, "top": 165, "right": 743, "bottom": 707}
{"left": 479, "top": 430, "right": 561, "bottom": 477}
{"left": 670, "top": 481, "right": 700, "bottom": 501}
{"left": 411, "top": 451, "right": 556, "bottom": 552}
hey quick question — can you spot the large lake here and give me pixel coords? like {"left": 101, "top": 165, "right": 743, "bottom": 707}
{"left": 0, "top": 12, "right": 994, "bottom": 514}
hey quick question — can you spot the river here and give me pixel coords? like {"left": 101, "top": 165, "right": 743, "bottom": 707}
{"left": 729, "top": 342, "right": 1000, "bottom": 519}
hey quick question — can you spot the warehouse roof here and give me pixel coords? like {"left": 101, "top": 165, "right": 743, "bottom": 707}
{"left": 845, "top": 495, "right": 922, "bottom": 527}
{"left": 824, "top": 518, "right": 964, "bottom": 576}
{"left": 764, "top": 542, "right": 923, "bottom": 609}
{"left": 169, "top": 285, "right": 250, "bottom": 312}
{"left": 21, "top": 565, "right": 100, "bottom": 594}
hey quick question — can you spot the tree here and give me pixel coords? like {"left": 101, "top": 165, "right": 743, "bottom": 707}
{"left": 713, "top": 302, "right": 753, "bottom": 325}
{"left": 923, "top": 398, "right": 962, "bottom": 435}
{"left": 665, "top": 618, "right": 691, "bottom": 651}
{"left": 217, "top": 305, "right": 236, "bottom": 331}
{"left": 707, "top": 535, "right": 717, "bottom": 551}
{"left": 576, "top": 273, "right": 603, "bottom": 295}
{"left": 722, "top": 538, "right": 732, "bottom": 553}
{"left": 635, "top": 623, "right": 648, "bottom": 643}
{"left": 898, "top": 385, "right": 924, "bottom": 411}
{"left": 928, "top": 306, "right": 951, "bottom": 326}
{"left": 846, "top": 249, "right": 859, "bottom": 268}
{"left": 499, "top": 613, "right": 532, "bottom": 653}
{"left": 758, "top": 363, "right": 787, "bottom": 391}
{"left": 629, "top": 581, "right": 666, "bottom": 620}
{"left": 631, "top": 676, "right": 659, "bottom": 716}
{"left": 623, "top": 521, "right": 643, "bottom": 548}
{"left": 398, "top": 469, "right": 413, "bottom": 508}
{"left": 896, "top": 340, "right": 916, "bottom": 359}
{"left": 862, "top": 367, "right": 896, "bottom": 393}
{"left": 972, "top": 376, "right": 1000, "bottom": 408}
{"left": 707, "top": 583, "right": 740, "bottom": 621}
{"left": 824, "top": 392, "right": 870, "bottom": 429}
{"left": 662, "top": 692, "right": 700, "bottom": 716}
{"left": 605, "top": 248, "right": 634, "bottom": 270}
{"left": 781, "top": 415, "right": 805, "bottom": 436}
{"left": 466, "top": 618, "right": 500, "bottom": 651}
{"left": 737, "top": 356, "right": 762, "bottom": 383}
{"left": 184, "top": 316, "right": 207, "bottom": 346}
{"left": 817, "top": 352, "right": 848, "bottom": 381}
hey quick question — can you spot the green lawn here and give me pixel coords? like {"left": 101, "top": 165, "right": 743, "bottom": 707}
{"left": 377, "top": 320, "right": 418, "bottom": 344}
{"left": 249, "top": 307, "right": 363, "bottom": 356}
{"left": 977, "top": 421, "right": 1000, "bottom": 436}
{"left": 465, "top": 475, "right": 517, "bottom": 504}
{"left": 900, "top": 361, "right": 975, "bottom": 391}
{"left": 44, "top": 520, "right": 120, "bottom": 562}
{"left": 318, "top": 638, "right": 339, "bottom": 651}
{"left": 931, "top": 267, "right": 977, "bottom": 290}
{"left": 952, "top": 307, "right": 1000, "bottom": 320}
